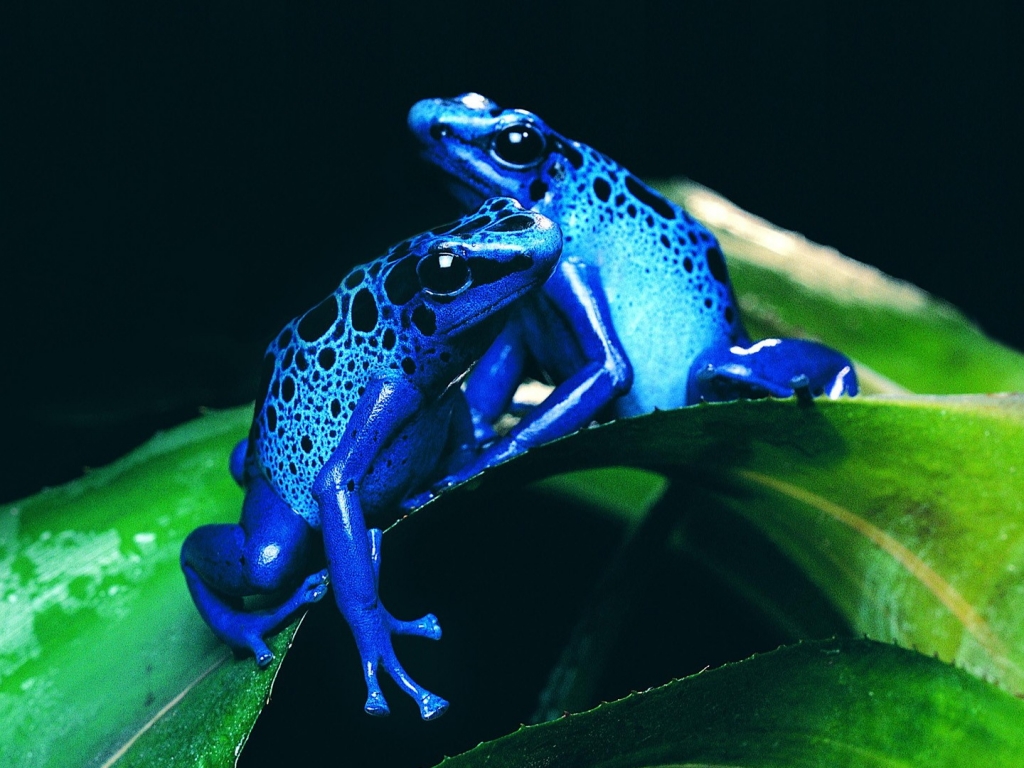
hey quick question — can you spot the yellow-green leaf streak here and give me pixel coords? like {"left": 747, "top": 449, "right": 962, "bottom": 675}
{"left": 734, "top": 469, "right": 1014, "bottom": 680}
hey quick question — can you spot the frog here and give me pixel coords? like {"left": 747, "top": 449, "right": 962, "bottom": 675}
{"left": 181, "top": 197, "right": 562, "bottom": 720}
{"left": 406, "top": 93, "right": 857, "bottom": 486}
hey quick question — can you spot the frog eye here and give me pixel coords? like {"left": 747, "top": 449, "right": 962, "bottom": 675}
{"left": 491, "top": 123, "right": 546, "bottom": 167}
{"left": 417, "top": 251, "right": 472, "bottom": 297}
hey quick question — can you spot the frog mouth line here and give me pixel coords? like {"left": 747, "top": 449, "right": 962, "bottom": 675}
{"left": 442, "top": 278, "right": 550, "bottom": 337}
{"left": 417, "top": 145, "right": 499, "bottom": 199}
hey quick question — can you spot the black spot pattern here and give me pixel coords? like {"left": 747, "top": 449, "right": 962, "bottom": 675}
{"left": 469, "top": 254, "right": 533, "bottom": 285}
{"left": 298, "top": 296, "right": 338, "bottom": 342}
{"left": 412, "top": 305, "right": 437, "bottom": 335}
{"left": 251, "top": 197, "right": 552, "bottom": 525}
{"left": 551, "top": 137, "right": 583, "bottom": 169}
{"left": 705, "top": 247, "right": 728, "bottom": 284}
{"left": 490, "top": 214, "right": 535, "bottom": 233}
{"left": 411, "top": 97, "right": 747, "bottom": 427}
{"left": 351, "top": 289, "right": 378, "bottom": 331}
{"left": 318, "top": 348, "right": 336, "bottom": 370}
{"left": 624, "top": 176, "right": 676, "bottom": 220}
{"left": 384, "top": 256, "right": 419, "bottom": 305}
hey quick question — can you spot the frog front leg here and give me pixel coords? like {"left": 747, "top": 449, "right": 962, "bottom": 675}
{"left": 313, "top": 376, "right": 448, "bottom": 720}
{"left": 688, "top": 337, "right": 858, "bottom": 403}
{"left": 450, "top": 257, "right": 634, "bottom": 482}
{"left": 462, "top": 313, "right": 530, "bottom": 445}
{"left": 181, "top": 476, "right": 329, "bottom": 666}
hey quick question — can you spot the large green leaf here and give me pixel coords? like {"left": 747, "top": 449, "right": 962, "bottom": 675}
{"left": 9, "top": 396, "right": 1022, "bottom": 764}
{"left": 0, "top": 406, "right": 301, "bottom": 767}
{"left": 6, "top": 179, "right": 1024, "bottom": 764}
{"left": 439, "top": 637, "right": 1024, "bottom": 767}
{"left": 465, "top": 395, "right": 1024, "bottom": 697}
{"left": 655, "top": 178, "right": 1024, "bottom": 395}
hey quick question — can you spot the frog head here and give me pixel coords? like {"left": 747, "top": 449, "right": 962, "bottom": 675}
{"left": 381, "top": 198, "right": 560, "bottom": 368}
{"left": 408, "top": 93, "right": 583, "bottom": 211}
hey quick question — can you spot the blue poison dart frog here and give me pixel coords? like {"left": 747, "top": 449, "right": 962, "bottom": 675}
{"left": 407, "top": 93, "right": 857, "bottom": 485}
{"left": 181, "top": 197, "right": 561, "bottom": 719}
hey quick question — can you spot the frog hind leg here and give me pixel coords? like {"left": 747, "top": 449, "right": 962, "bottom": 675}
{"left": 688, "top": 337, "right": 859, "bottom": 404}
{"left": 228, "top": 438, "right": 248, "bottom": 486}
{"left": 314, "top": 377, "right": 448, "bottom": 720}
{"left": 361, "top": 527, "right": 447, "bottom": 720}
{"left": 181, "top": 475, "right": 328, "bottom": 667}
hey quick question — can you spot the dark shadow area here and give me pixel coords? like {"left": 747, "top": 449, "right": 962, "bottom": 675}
{"left": 3, "top": 4, "right": 1020, "bottom": 503}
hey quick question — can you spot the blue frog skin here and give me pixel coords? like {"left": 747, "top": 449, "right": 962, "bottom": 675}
{"left": 407, "top": 93, "right": 857, "bottom": 483}
{"left": 181, "top": 197, "right": 561, "bottom": 720}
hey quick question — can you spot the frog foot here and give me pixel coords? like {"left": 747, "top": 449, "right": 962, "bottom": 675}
{"left": 400, "top": 480, "right": 454, "bottom": 511}
{"left": 186, "top": 568, "right": 329, "bottom": 668}
{"left": 354, "top": 607, "right": 448, "bottom": 720}
{"left": 688, "top": 338, "right": 858, "bottom": 403}
{"left": 248, "top": 569, "right": 330, "bottom": 667}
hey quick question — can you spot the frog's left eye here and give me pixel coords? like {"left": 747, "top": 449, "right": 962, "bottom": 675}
{"left": 492, "top": 123, "right": 546, "bottom": 167}
{"left": 418, "top": 251, "right": 472, "bottom": 297}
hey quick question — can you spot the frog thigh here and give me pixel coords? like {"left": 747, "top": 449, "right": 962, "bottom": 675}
{"left": 357, "top": 387, "right": 461, "bottom": 512}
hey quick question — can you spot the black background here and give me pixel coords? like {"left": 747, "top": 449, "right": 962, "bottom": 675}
{"left": 4, "top": 4, "right": 1020, "bottom": 502}
{"left": 3, "top": 5, "right": 1022, "bottom": 764}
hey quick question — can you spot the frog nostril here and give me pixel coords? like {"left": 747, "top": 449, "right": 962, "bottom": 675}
{"left": 429, "top": 123, "right": 450, "bottom": 141}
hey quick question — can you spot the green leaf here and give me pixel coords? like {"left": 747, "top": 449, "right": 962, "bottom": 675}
{"left": 654, "top": 179, "right": 1024, "bottom": 395}
{"left": 453, "top": 395, "right": 1024, "bottom": 696}
{"left": 8, "top": 179, "right": 1024, "bottom": 764}
{"left": 0, "top": 406, "right": 292, "bottom": 768}
{"left": 438, "top": 637, "right": 1024, "bottom": 767}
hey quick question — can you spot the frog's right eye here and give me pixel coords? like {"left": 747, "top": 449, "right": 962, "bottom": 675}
{"left": 491, "top": 123, "right": 546, "bottom": 168}
{"left": 418, "top": 252, "right": 472, "bottom": 297}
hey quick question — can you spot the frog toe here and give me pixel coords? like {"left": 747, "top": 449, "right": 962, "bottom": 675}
{"left": 390, "top": 612, "right": 442, "bottom": 641}
{"left": 364, "top": 689, "right": 391, "bottom": 717}
{"left": 300, "top": 569, "right": 330, "bottom": 604}
{"left": 379, "top": 649, "right": 448, "bottom": 720}
{"left": 418, "top": 692, "right": 449, "bottom": 721}
{"left": 401, "top": 487, "right": 440, "bottom": 511}
{"left": 252, "top": 641, "right": 275, "bottom": 669}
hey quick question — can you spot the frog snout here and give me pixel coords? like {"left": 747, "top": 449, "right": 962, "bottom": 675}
{"left": 408, "top": 98, "right": 446, "bottom": 141}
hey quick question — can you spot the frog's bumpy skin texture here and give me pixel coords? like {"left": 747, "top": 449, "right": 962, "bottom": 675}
{"left": 408, "top": 93, "right": 857, "bottom": 436}
{"left": 250, "top": 197, "right": 559, "bottom": 525}
{"left": 182, "top": 197, "right": 561, "bottom": 720}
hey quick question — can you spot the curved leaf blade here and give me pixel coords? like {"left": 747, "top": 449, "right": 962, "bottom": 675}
{"left": 451, "top": 395, "right": 1024, "bottom": 695}
{"left": 0, "top": 406, "right": 289, "bottom": 768}
{"left": 655, "top": 178, "right": 1024, "bottom": 395}
{"left": 438, "top": 638, "right": 1024, "bottom": 767}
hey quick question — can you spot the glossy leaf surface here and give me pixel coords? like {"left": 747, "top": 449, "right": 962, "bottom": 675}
{"left": 496, "top": 395, "right": 1024, "bottom": 696}
{"left": 5, "top": 180, "right": 1024, "bottom": 765}
{"left": 656, "top": 179, "right": 1024, "bottom": 395}
{"left": 440, "top": 637, "right": 1024, "bottom": 767}
{"left": 0, "top": 407, "right": 302, "bottom": 767}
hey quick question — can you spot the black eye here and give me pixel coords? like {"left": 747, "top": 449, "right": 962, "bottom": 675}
{"left": 417, "top": 251, "right": 472, "bottom": 296}
{"left": 492, "top": 124, "right": 546, "bottom": 167}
